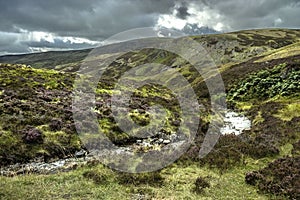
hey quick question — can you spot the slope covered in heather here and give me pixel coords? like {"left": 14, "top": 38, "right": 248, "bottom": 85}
{"left": 0, "top": 29, "right": 299, "bottom": 199}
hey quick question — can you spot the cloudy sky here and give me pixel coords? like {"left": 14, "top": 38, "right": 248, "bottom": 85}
{"left": 1, "top": 0, "right": 300, "bottom": 55}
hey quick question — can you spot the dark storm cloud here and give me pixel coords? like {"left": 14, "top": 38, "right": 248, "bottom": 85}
{"left": 0, "top": 0, "right": 300, "bottom": 55}
{"left": 0, "top": 32, "right": 29, "bottom": 54}
{"left": 0, "top": 0, "right": 175, "bottom": 40}
{"left": 176, "top": 3, "right": 191, "bottom": 19}
{"left": 0, "top": 0, "right": 177, "bottom": 55}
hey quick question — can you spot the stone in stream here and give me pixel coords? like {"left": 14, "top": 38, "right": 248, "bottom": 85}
{"left": 74, "top": 149, "right": 88, "bottom": 158}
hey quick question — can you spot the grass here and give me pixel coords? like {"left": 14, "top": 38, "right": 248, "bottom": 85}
{"left": 252, "top": 111, "right": 264, "bottom": 125}
{"left": 274, "top": 101, "right": 300, "bottom": 121}
{"left": 255, "top": 42, "right": 300, "bottom": 63}
{"left": 0, "top": 157, "right": 285, "bottom": 200}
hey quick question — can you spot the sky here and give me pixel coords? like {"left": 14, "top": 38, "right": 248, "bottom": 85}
{"left": 1, "top": 0, "right": 300, "bottom": 55}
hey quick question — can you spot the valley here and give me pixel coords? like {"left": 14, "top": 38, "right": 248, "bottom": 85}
{"left": 0, "top": 29, "right": 299, "bottom": 200}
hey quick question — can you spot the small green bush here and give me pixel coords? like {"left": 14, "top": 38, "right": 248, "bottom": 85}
{"left": 228, "top": 63, "right": 300, "bottom": 101}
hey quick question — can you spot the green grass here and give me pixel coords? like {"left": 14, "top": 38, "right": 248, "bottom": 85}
{"left": 256, "top": 42, "right": 300, "bottom": 63}
{"left": 0, "top": 157, "right": 285, "bottom": 200}
{"left": 274, "top": 101, "right": 300, "bottom": 121}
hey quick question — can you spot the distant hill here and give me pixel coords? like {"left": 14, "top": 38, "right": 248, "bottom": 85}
{"left": 0, "top": 29, "right": 299, "bottom": 72}
{"left": 0, "top": 49, "right": 91, "bottom": 70}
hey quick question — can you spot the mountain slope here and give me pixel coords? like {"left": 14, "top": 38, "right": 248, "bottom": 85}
{"left": 1, "top": 29, "right": 299, "bottom": 71}
{"left": 0, "top": 28, "right": 299, "bottom": 199}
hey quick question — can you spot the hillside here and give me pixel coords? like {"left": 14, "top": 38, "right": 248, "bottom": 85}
{"left": 1, "top": 29, "right": 299, "bottom": 71}
{"left": 0, "top": 29, "right": 299, "bottom": 199}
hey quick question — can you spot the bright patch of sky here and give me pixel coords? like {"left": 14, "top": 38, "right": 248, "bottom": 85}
{"left": 156, "top": 2, "right": 231, "bottom": 32}
{"left": 18, "top": 28, "right": 99, "bottom": 45}
{"left": 0, "top": 27, "right": 100, "bottom": 54}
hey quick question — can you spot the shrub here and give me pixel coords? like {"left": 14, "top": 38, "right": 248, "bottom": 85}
{"left": 228, "top": 63, "right": 300, "bottom": 101}
{"left": 199, "top": 134, "right": 247, "bottom": 171}
{"left": 193, "top": 176, "right": 210, "bottom": 194}
{"left": 245, "top": 156, "right": 300, "bottom": 199}
{"left": 117, "top": 172, "right": 164, "bottom": 186}
{"left": 22, "top": 127, "right": 43, "bottom": 144}
{"left": 292, "top": 140, "right": 300, "bottom": 156}
{"left": 49, "top": 118, "right": 63, "bottom": 131}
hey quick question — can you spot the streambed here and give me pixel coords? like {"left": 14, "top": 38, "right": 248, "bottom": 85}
{"left": 1, "top": 111, "right": 251, "bottom": 176}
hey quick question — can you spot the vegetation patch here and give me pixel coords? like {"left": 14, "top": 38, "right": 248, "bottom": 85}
{"left": 1, "top": 29, "right": 300, "bottom": 199}
{"left": 245, "top": 156, "right": 300, "bottom": 199}
{"left": 228, "top": 63, "right": 300, "bottom": 101}
{"left": 193, "top": 176, "right": 210, "bottom": 194}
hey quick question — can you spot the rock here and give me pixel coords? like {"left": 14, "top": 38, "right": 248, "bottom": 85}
{"left": 163, "top": 140, "right": 171, "bottom": 144}
{"left": 170, "top": 134, "right": 178, "bottom": 141}
{"left": 75, "top": 149, "right": 88, "bottom": 158}
{"left": 158, "top": 138, "right": 164, "bottom": 143}
{"left": 141, "top": 142, "right": 152, "bottom": 148}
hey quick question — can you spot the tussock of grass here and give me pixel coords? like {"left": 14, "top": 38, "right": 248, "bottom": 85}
{"left": 274, "top": 102, "right": 300, "bottom": 121}
{"left": 253, "top": 111, "right": 264, "bottom": 125}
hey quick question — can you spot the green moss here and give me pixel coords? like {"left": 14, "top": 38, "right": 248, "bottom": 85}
{"left": 95, "top": 88, "right": 113, "bottom": 95}
{"left": 98, "top": 118, "right": 112, "bottom": 135}
{"left": 0, "top": 131, "right": 20, "bottom": 154}
{"left": 279, "top": 143, "right": 294, "bottom": 156}
{"left": 253, "top": 111, "right": 264, "bottom": 125}
{"left": 129, "top": 109, "right": 150, "bottom": 126}
{"left": 274, "top": 102, "right": 300, "bottom": 121}
{"left": 235, "top": 102, "right": 253, "bottom": 110}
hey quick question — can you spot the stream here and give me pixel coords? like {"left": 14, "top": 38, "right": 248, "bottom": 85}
{"left": 1, "top": 110, "right": 251, "bottom": 176}
{"left": 220, "top": 111, "right": 251, "bottom": 135}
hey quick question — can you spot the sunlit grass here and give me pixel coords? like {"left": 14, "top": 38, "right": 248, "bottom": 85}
{"left": 274, "top": 101, "right": 300, "bottom": 121}
{"left": 256, "top": 42, "right": 300, "bottom": 63}
{"left": 0, "top": 157, "right": 286, "bottom": 200}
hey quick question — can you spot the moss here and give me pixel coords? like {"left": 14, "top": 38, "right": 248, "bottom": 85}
{"left": 279, "top": 143, "right": 294, "bottom": 156}
{"left": 98, "top": 118, "right": 112, "bottom": 135}
{"left": 274, "top": 102, "right": 300, "bottom": 121}
{"left": 129, "top": 109, "right": 151, "bottom": 126}
{"left": 253, "top": 111, "right": 265, "bottom": 125}
{"left": 95, "top": 88, "right": 113, "bottom": 95}
{"left": 235, "top": 101, "right": 253, "bottom": 110}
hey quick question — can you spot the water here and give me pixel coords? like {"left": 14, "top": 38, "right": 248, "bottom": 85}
{"left": 220, "top": 111, "right": 251, "bottom": 135}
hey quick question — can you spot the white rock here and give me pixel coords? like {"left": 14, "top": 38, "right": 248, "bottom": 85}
{"left": 163, "top": 140, "right": 171, "bottom": 144}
